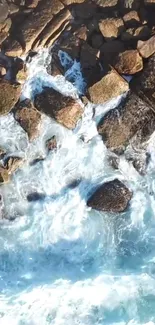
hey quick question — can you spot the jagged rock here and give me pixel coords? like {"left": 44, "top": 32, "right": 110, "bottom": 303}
{"left": 86, "top": 67, "right": 129, "bottom": 104}
{"left": 131, "top": 54, "right": 155, "bottom": 108}
{"left": 99, "top": 18, "right": 125, "bottom": 41}
{"left": 137, "top": 35, "right": 155, "bottom": 58}
{"left": 8, "top": 3, "right": 19, "bottom": 14}
{"left": 94, "top": 0, "right": 118, "bottom": 7}
{"left": 98, "top": 92, "right": 155, "bottom": 152}
{"left": 87, "top": 179, "right": 132, "bottom": 213}
{"left": 0, "top": 148, "right": 6, "bottom": 159}
{"left": 46, "top": 136, "right": 57, "bottom": 151}
{"left": 114, "top": 50, "right": 143, "bottom": 75}
{"left": 5, "top": 0, "right": 64, "bottom": 56}
{"left": 123, "top": 10, "right": 140, "bottom": 28}
{"left": 26, "top": 0, "right": 39, "bottom": 8}
{"left": 34, "top": 87, "right": 83, "bottom": 129}
{"left": 4, "top": 156, "right": 23, "bottom": 174}
{"left": 0, "top": 2, "right": 9, "bottom": 24}
{"left": 100, "top": 40, "right": 125, "bottom": 65}
{"left": 121, "top": 25, "right": 151, "bottom": 41}
{"left": 0, "top": 79, "right": 21, "bottom": 115}
{"left": 0, "top": 167, "right": 10, "bottom": 183}
{"left": 32, "top": 9, "right": 71, "bottom": 49}
{"left": 14, "top": 99, "right": 42, "bottom": 140}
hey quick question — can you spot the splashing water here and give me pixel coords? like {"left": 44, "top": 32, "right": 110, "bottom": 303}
{"left": 0, "top": 48, "right": 155, "bottom": 325}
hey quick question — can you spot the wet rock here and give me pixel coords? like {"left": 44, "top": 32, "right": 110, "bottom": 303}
{"left": 27, "top": 192, "right": 46, "bottom": 202}
{"left": 114, "top": 50, "right": 143, "bottom": 75}
{"left": 34, "top": 87, "right": 83, "bottom": 129}
{"left": 46, "top": 136, "right": 57, "bottom": 151}
{"left": 16, "top": 67, "right": 27, "bottom": 84}
{"left": 0, "top": 167, "right": 10, "bottom": 184}
{"left": 0, "top": 79, "right": 21, "bottom": 115}
{"left": 57, "top": 34, "right": 82, "bottom": 61}
{"left": 100, "top": 40, "right": 125, "bottom": 65}
{"left": 123, "top": 10, "right": 140, "bottom": 28}
{"left": 108, "top": 154, "right": 120, "bottom": 169}
{"left": 98, "top": 92, "right": 155, "bottom": 152}
{"left": 87, "top": 179, "right": 132, "bottom": 213}
{"left": 0, "top": 2, "right": 9, "bottom": 24}
{"left": 14, "top": 99, "right": 42, "bottom": 140}
{"left": 86, "top": 66, "right": 129, "bottom": 105}
{"left": 30, "top": 157, "right": 45, "bottom": 166}
{"left": 5, "top": 0, "right": 64, "bottom": 56}
{"left": 131, "top": 54, "right": 155, "bottom": 108}
{"left": 99, "top": 18, "right": 125, "bottom": 41}
{"left": 121, "top": 25, "right": 151, "bottom": 41}
{"left": 4, "top": 156, "right": 23, "bottom": 174}
{"left": 0, "top": 148, "right": 6, "bottom": 159}
{"left": 137, "top": 35, "right": 155, "bottom": 58}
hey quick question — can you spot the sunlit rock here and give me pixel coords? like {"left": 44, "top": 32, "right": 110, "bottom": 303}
{"left": 34, "top": 87, "right": 83, "bottom": 129}
{"left": 114, "top": 50, "right": 143, "bottom": 75}
{"left": 87, "top": 179, "right": 132, "bottom": 213}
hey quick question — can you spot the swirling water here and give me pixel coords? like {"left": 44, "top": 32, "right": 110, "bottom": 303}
{"left": 0, "top": 49, "right": 155, "bottom": 325}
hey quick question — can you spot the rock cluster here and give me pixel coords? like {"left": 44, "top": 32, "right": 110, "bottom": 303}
{"left": 0, "top": 0, "right": 155, "bottom": 215}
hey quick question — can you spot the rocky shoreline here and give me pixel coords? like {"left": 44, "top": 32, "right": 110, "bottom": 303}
{"left": 0, "top": 0, "right": 155, "bottom": 215}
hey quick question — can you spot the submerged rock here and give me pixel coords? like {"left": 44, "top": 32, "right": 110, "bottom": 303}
{"left": 34, "top": 87, "right": 83, "bottom": 129}
{"left": 46, "top": 136, "right": 57, "bottom": 151}
{"left": 0, "top": 79, "right": 21, "bottom": 115}
{"left": 14, "top": 99, "right": 42, "bottom": 140}
{"left": 87, "top": 179, "right": 132, "bottom": 213}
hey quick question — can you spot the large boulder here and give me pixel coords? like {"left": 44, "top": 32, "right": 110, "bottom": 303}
{"left": 114, "top": 50, "right": 143, "bottom": 75}
{"left": 0, "top": 79, "right": 21, "bottom": 115}
{"left": 87, "top": 179, "right": 132, "bottom": 213}
{"left": 34, "top": 87, "right": 83, "bottom": 129}
{"left": 14, "top": 99, "right": 42, "bottom": 140}
{"left": 98, "top": 92, "right": 155, "bottom": 153}
{"left": 86, "top": 66, "right": 129, "bottom": 104}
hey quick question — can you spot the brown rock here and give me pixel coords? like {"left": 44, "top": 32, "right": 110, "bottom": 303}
{"left": 0, "top": 80, "right": 21, "bottom": 115}
{"left": 137, "top": 35, "right": 155, "bottom": 58}
{"left": 0, "top": 18, "right": 12, "bottom": 33}
{"left": 131, "top": 54, "right": 155, "bottom": 108}
{"left": 121, "top": 25, "right": 151, "bottom": 41}
{"left": 86, "top": 67, "right": 129, "bottom": 104}
{"left": 87, "top": 179, "right": 132, "bottom": 213}
{"left": 5, "top": 0, "right": 64, "bottom": 56}
{"left": 114, "top": 50, "right": 143, "bottom": 75}
{"left": 0, "top": 2, "right": 9, "bottom": 24}
{"left": 98, "top": 92, "right": 155, "bottom": 152}
{"left": 123, "top": 10, "right": 140, "bottom": 28}
{"left": 14, "top": 99, "right": 42, "bottom": 140}
{"left": 58, "top": 34, "right": 82, "bottom": 60}
{"left": 0, "top": 66, "right": 6, "bottom": 76}
{"left": 74, "top": 26, "right": 88, "bottom": 41}
{"left": 34, "top": 87, "right": 83, "bottom": 129}
{"left": 32, "top": 9, "right": 71, "bottom": 49}
{"left": 100, "top": 40, "right": 125, "bottom": 65}
{"left": 26, "top": 0, "right": 39, "bottom": 8}
{"left": 4, "top": 156, "right": 23, "bottom": 174}
{"left": 99, "top": 18, "right": 125, "bottom": 40}
{"left": 0, "top": 167, "right": 10, "bottom": 184}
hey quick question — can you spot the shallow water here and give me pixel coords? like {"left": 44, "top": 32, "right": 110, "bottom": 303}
{"left": 0, "top": 49, "right": 155, "bottom": 325}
